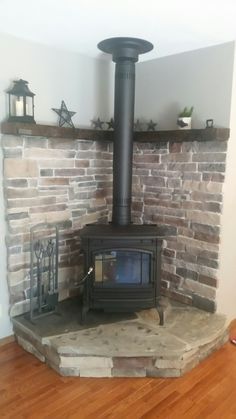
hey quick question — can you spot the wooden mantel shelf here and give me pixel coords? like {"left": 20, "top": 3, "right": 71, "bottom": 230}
{"left": 0, "top": 122, "right": 230, "bottom": 143}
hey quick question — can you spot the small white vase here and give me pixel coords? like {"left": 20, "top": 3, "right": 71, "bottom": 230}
{"left": 177, "top": 117, "right": 192, "bottom": 130}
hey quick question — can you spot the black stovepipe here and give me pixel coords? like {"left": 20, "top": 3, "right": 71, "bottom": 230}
{"left": 98, "top": 37, "right": 153, "bottom": 226}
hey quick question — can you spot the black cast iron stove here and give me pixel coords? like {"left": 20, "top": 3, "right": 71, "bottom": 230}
{"left": 80, "top": 37, "right": 163, "bottom": 323}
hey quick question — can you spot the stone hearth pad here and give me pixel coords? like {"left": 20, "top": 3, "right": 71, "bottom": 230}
{"left": 12, "top": 298, "right": 229, "bottom": 378}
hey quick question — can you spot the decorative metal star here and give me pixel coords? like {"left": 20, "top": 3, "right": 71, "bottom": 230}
{"left": 106, "top": 118, "right": 114, "bottom": 130}
{"left": 134, "top": 119, "right": 142, "bottom": 131}
{"left": 147, "top": 119, "right": 157, "bottom": 131}
{"left": 91, "top": 118, "right": 104, "bottom": 129}
{"left": 52, "top": 100, "right": 76, "bottom": 128}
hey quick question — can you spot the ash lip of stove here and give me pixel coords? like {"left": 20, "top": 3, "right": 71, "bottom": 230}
{"left": 80, "top": 37, "right": 164, "bottom": 323}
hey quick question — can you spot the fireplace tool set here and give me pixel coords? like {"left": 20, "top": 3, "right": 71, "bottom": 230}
{"left": 29, "top": 223, "right": 59, "bottom": 320}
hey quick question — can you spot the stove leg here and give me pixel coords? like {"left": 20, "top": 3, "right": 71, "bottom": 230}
{"left": 157, "top": 305, "right": 164, "bottom": 326}
{"left": 81, "top": 305, "right": 89, "bottom": 323}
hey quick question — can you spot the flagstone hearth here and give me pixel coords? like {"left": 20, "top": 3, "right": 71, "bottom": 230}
{"left": 12, "top": 298, "right": 228, "bottom": 378}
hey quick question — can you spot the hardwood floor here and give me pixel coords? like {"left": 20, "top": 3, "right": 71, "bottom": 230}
{"left": 1, "top": 322, "right": 236, "bottom": 418}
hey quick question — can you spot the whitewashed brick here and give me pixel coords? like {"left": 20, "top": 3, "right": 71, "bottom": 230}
{"left": 4, "top": 159, "right": 38, "bottom": 178}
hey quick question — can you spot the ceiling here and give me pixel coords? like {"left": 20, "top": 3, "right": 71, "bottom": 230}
{"left": 0, "top": 0, "right": 236, "bottom": 61}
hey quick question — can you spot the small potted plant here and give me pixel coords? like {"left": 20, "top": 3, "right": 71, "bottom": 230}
{"left": 177, "top": 106, "right": 194, "bottom": 129}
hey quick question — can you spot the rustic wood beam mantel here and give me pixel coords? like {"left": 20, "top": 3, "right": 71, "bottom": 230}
{"left": 0, "top": 122, "right": 113, "bottom": 141}
{"left": 0, "top": 122, "right": 230, "bottom": 142}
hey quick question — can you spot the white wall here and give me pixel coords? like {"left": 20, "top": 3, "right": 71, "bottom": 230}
{"left": 0, "top": 143, "right": 12, "bottom": 338}
{"left": 135, "top": 42, "right": 235, "bottom": 129}
{"left": 0, "top": 32, "right": 113, "bottom": 338}
{"left": 217, "top": 44, "right": 236, "bottom": 321}
{"left": 0, "top": 32, "right": 113, "bottom": 126}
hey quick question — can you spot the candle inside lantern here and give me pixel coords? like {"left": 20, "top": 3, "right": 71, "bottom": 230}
{"left": 7, "top": 79, "right": 36, "bottom": 123}
{"left": 15, "top": 99, "right": 24, "bottom": 116}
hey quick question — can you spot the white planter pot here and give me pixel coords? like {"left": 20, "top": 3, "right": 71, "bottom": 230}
{"left": 177, "top": 117, "right": 192, "bottom": 130}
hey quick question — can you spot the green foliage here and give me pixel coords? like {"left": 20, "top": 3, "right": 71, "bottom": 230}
{"left": 178, "top": 106, "right": 194, "bottom": 117}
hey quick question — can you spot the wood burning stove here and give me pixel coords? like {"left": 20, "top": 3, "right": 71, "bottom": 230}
{"left": 80, "top": 225, "right": 163, "bottom": 321}
{"left": 80, "top": 37, "right": 164, "bottom": 323}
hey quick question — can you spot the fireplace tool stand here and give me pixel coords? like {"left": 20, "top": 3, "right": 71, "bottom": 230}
{"left": 29, "top": 223, "right": 59, "bottom": 321}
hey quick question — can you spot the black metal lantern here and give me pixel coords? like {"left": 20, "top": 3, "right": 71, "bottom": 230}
{"left": 7, "top": 79, "right": 36, "bottom": 123}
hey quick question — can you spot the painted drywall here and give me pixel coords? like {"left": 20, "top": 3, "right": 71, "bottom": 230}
{"left": 0, "top": 143, "right": 12, "bottom": 338}
{"left": 0, "top": 32, "right": 113, "bottom": 126}
{"left": 0, "top": 32, "right": 113, "bottom": 338}
{"left": 135, "top": 42, "right": 235, "bottom": 129}
{"left": 217, "top": 43, "right": 236, "bottom": 321}
{"left": 1, "top": 1, "right": 236, "bottom": 61}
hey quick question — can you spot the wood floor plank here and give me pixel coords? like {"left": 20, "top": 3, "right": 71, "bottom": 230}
{"left": 0, "top": 321, "right": 236, "bottom": 419}
{"left": 94, "top": 379, "right": 165, "bottom": 419}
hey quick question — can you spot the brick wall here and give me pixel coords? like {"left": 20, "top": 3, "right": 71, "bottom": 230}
{"left": 2, "top": 135, "right": 112, "bottom": 316}
{"left": 1, "top": 133, "right": 227, "bottom": 315}
{"left": 132, "top": 140, "right": 227, "bottom": 312}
